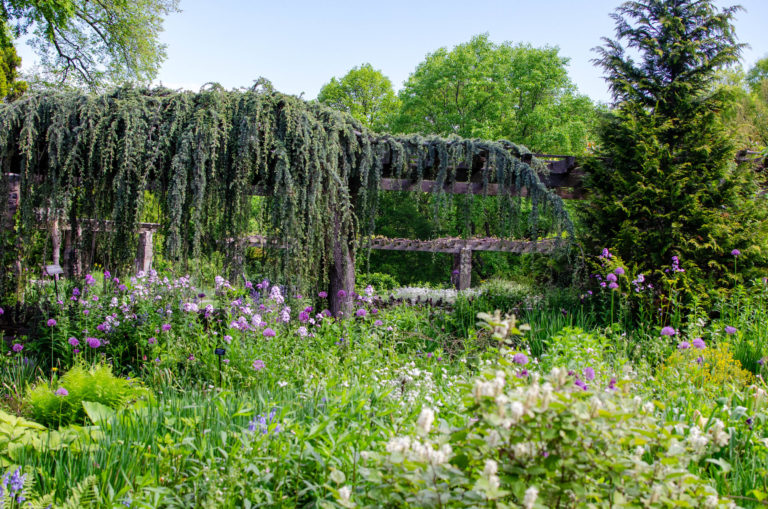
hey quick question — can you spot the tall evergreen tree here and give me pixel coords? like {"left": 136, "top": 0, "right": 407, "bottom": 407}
{"left": 580, "top": 0, "right": 768, "bottom": 280}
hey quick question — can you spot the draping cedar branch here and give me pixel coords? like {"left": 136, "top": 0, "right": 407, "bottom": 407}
{"left": 0, "top": 85, "right": 572, "bottom": 295}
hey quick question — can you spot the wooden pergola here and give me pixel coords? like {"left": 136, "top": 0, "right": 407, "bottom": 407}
{"left": 4, "top": 154, "right": 581, "bottom": 297}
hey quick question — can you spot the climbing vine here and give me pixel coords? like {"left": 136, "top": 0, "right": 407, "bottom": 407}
{"left": 0, "top": 84, "right": 572, "bottom": 298}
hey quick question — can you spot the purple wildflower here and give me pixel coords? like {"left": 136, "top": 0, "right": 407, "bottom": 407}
{"left": 583, "top": 367, "right": 595, "bottom": 381}
{"left": 161, "top": 323, "right": 172, "bottom": 332}
{"left": 355, "top": 308, "right": 366, "bottom": 317}
{"left": 337, "top": 290, "right": 347, "bottom": 298}
{"left": 86, "top": 337, "right": 101, "bottom": 349}
{"left": 678, "top": 341, "right": 690, "bottom": 350}
{"left": 512, "top": 353, "right": 529, "bottom": 365}
{"left": 318, "top": 291, "right": 328, "bottom": 299}
{"left": 11, "top": 343, "right": 23, "bottom": 353}
{"left": 47, "top": 318, "right": 57, "bottom": 327}
{"left": 725, "top": 326, "right": 737, "bottom": 335}
{"left": 68, "top": 337, "right": 79, "bottom": 347}
{"left": 252, "top": 359, "right": 265, "bottom": 371}
{"left": 614, "top": 267, "right": 625, "bottom": 276}
{"left": 692, "top": 337, "right": 706, "bottom": 349}
{"left": 608, "top": 282, "right": 619, "bottom": 289}
{"left": 606, "top": 273, "right": 617, "bottom": 283}
{"left": 731, "top": 249, "right": 741, "bottom": 257}
{"left": 263, "top": 328, "right": 276, "bottom": 338}
{"left": 147, "top": 337, "right": 157, "bottom": 345}
{"left": 660, "top": 326, "right": 676, "bottom": 336}
{"left": 374, "top": 319, "right": 383, "bottom": 326}
{"left": 55, "top": 387, "right": 69, "bottom": 396}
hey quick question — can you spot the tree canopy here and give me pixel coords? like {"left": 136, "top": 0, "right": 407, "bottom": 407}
{"left": 317, "top": 63, "right": 399, "bottom": 132}
{"left": 580, "top": 0, "right": 768, "bottom": 281}
{"left": 394, "top": 34, "right": 597, "bottom": 155}
{"left": 0, "top": 0, "right": 179, "bottom": 91}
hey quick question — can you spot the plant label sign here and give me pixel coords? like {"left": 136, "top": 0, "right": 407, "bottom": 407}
{"left": 44, "top": 264, "right": 64, "bottom": 276}
{"left": 214, "top": 348, "right": 226, "bottom": 356}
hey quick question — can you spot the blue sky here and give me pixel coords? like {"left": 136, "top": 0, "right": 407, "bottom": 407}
{"left": 17, "top": 0, "right": 768, "bottom": 103}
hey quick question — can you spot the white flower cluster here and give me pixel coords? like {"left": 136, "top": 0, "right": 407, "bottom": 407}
{"left": 373, "top": 362, "right": 439, "bottom": 407}
{"left": 389, "top": 286, "right": 482, "bottom": 305}
{"left": 385, "top": 436, "right": 452, "bottom": 465}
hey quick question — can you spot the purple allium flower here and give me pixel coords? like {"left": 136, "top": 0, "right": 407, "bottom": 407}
{"left": 678, "top": 341, "right": 690, "bottom": 350}
{"left": 337, "top": 290, "right": 347, "bottom": 298}
{"left": 83, "top": 309, "right": 90, "bottom": 316}
{"left": 11, "top": 343, "right": 23, "bottom": 353}
{"left": 574, "top": 378, "right": 588, "bottom": 391}
{"left": 55, "top": 387, "right": 68, "bottom": 396}
{"left": 73, "top": 348, "right": 80, "bottom": 354}
{"left": 68, "top": 337, "right": 79, "bottom": 347}
{"left": 692, "top": 338, "right": 706, "bottom": 349}
{"left": 512, "top": 353, "right": 529, "bottom": 365}
{"left": 608, "top": 377, "right": 617, "bottom": 390}
{"left": 601, "top": 248, "right": 611, "bottom": 259}
{"left": 516, "top": 369, "right": 529, "bottom": 379}
{"left": 606, "top": 273, "right": 617, "bottom": 283}
{"left": 725, "top": 326, "right": 737, "bottom": 335}
{"left": 72, "top": 288, "right": 80, "bottom": 296}
{"left": 85, "top": 274, "right": 96, "bottom": 286}
{"left": 252, "top": 359, "right": 265, "bottom": 371}
{"left": 608, "top": 282, "right": 619, "bottom": 289}
{"left": 355, "top": 308, "right": 366, "bottom": 317}
{"left": 118, "top": 284, "right": 127, "bottom": 292}
{"left": 318, "top": 291, "right": 328, "bottom": 299}
{"left": 696, "top": 356, "right": 704, "bottom": 365}
{"left": 245, "top": 281, "right": 253, "bottom": 289}
{"left": 47, "top": 318, "right": 57, "bottom": 327}
{"left": 600, "top": 282, "right": 607, "bottom": 287}
{"left": 731, "top": 249, "right": 741, "bottom": 257}
{"left": 660, "top": 326, "right": 676, "bottom": 336}
{"left": 263, "top": 328, "right": 276, "bottom": 338}
{"left": 614, "top": 267, "right": 625, "bottom": 276}
{"left": 188, "top": 355, "right": 195, "bottom": 361}
{"left": 103, "top": 270, "right": 111, "bottom": 278}
{"left": 452, "top": 269, "right": 460, "bottom": 275}
{"left": 86, "top": 337, "right": 101, "bottom": 349}
{"left": 147, "top": 337, "right": 157, "bottom": 345}
{"left": 161, "top": 323, "right": 172, "bottom": 332}
{"left": 583, "top": 367, "right": 595, "bottom": 381}
{"left": 374, "top": 319, "right": 383, "bottom": 326}
{"left": 298, "top": 310, "right": 310, "bottom": 323}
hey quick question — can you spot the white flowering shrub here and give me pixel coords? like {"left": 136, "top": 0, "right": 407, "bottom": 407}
{"left": 355, "top": 314, "right": 735, "bottom": 508}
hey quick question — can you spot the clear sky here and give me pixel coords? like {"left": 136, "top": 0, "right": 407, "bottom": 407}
{"left": 16, "top": 0, "right": 768, "bottom": 103}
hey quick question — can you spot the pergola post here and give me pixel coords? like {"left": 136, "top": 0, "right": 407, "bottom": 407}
{"left": 453, "top": 248, "right": 472, "bottom": 290}
{"left": 136, "top": 230, "right": 154, "bottom": 274}
{"left": 328, "top": 211, "right": 355, "bottom": 318}
{"left": 5, "top": 174, "right": 21, "bottom": 278}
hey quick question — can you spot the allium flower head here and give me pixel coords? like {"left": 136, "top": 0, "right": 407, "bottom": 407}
{"left": 86, "top": 337, "right": 101, "bottom": 349}
{"left": 606, "top": 273, "right": 617, "bottom": 282}
{"left": 374, "top": 319, "right": 383, "bottom": 326}
{"left": 678, "top": 341, "right": 690, "bottom": 350}
{"left": 55, "top": 387, "right": 68, "bottom": 396}
{"left": 263, "top": 328, "right": 276, "bottom": 338}
{"left": 731, "top": 249, "right": 741, "bottom": 257}
{"left": 614, "top": 267, "right": 625, "bottom": 275}
{"left": 47, "top": 318, "right": 57, "bottom": 327}
{"left": 68, "top": 337, "right": 79, "bottom": 347}
{"left": 252, "top": 359, "right": 265, "bottom": 371}
{"left": 725, "top": 326, "right": 737, "bottom": 335}
{"left": 355, "top": 308, "right": 366, "bottom": 317}
{"left": 513, "top": 353, "right": 529, "bottom": 365}
{"left": 318, "top": 291, "right": 328, "bottom": 299}
{"left": 12, "top": 343, "right": 23, "bottom": 353}
{"left": 608, "top": 282, "right": 619, "bottom": 289}
{"left": 583, "top": 367, "right": 595, "bottom": 381}
{"left": 692, "top": 337, "right": 706, "bottom": 349}
{"left": 161, "top": 323, "right": 172, "bottom": 332}
{"left": 337, "top": 289, "right": 347, "bottom": 298}
{"left": 660, "top": 326, "right": 676, "bottom": 336}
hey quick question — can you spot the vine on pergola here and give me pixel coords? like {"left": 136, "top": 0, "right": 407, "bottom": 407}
{"left": 0, "top": 84, "right": 572, "bottom": 295}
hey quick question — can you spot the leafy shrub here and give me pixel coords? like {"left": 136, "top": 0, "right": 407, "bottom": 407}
{"left": 26, "top": 363, "right": 152, "bottom": 428}
{"left": 358, "top": 315, "right": 734, "bottom": 508}
{"left": 357, "top": 272, "right": 400, "bottom": 292}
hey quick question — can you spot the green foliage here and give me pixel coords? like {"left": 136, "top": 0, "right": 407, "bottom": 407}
{"left": 356, "top": 271, "right": 399, "bottom": 292}
{"left": 0, "top": 86, "right": 572, "bottom": 302}
{"left": 1, "top": 0, "right": 179, "bottom": 88}
{"left": 26, "top": 363, "right": 151, "bottom": 427}
{"left": 317, "top": 63, "right": 400, "bottom": 132}
{"left": 580, "top": 0, "right": 768, "bottom": 281}
{"left": 394, "top": 34, "right": 597, "bottom": 154}
{"left": 747, "top": 57, "right": 768, "bottom": 92}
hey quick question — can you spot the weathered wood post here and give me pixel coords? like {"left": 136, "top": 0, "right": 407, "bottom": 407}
{"left": 452, "top": 247, "right": 472, "bottom": 291}
{"left": 328, "top": 212, "right": 355, "bottom": 318}
{"left": 50, "top": 217, "right": 61, "bottom": 267}
{"left": 5, "top": 174, "right": 21, "bottom": 278}
{"left": 136, "top": 230, "right": 154, "bottom": 274}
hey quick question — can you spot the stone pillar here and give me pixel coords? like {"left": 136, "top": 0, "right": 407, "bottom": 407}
{"left": 136, "top": 231, "right": 154, "bottom": 274}
{"left": 453, "top": 248, "right": 472, "bottom": 291}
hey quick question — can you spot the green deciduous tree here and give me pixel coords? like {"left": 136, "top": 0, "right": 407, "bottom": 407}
{"left": 394, "top": 34, "right": 597, "bottom": 154}
{"left": 580, "top": 0, "right": 768, "bottom": 281}
{"left": 317, "top": 63, "right": 400, "bottom": 132}
{"left": 0, "top": 0, "right": 179, "bottom": 91}
{"left": 747, "top": 56, "right": 768, "bottom": 92}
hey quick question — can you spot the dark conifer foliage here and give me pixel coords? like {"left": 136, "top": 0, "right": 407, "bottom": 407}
{"left": 581, "top": 0, "right": 768, "bottom": 278}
